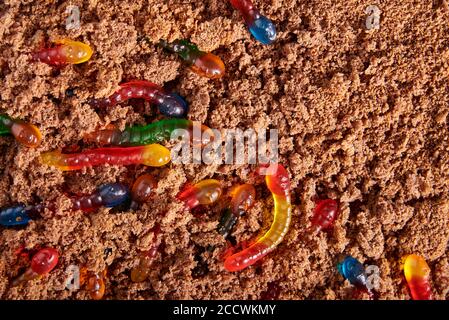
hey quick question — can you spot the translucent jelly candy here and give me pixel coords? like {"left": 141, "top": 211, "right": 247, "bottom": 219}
{"left": 131, "top": 226, "right": 160, "bottom": 283}
{"left": 40, "top": 144, "right": 171, "bottom": 171}
{"left": 90, "top": 80, "right": 188, "bottom": 118}
{"left": 229, "top": 0, "right": 277, "bottom": 45}
{"left": 131, "top": 174, "right": 157, "bottom": 204}
{"left": 403, "top": 254, "right": 433, "bottom": 300}
{"left": 32, "top": 39, "right": 93, "bottom": 66}
{"left": 130, "top": 244, "right": 159, "bottom": 283}
{"left": 310, "top": 199, "right": 339, "bottom": 232}
{"left": 224, "top": 164, "right": 291, "bottom": 272}
{"left": 0, "top": 205, "right": 32, "bottom": 226}
{"left": 86, "top": 269, "right": 107, "bottom": 300}
{"left": 260, "top": 281, "right": 281, "bottom": 300}
{"left": 217, "top": 209, "right": 238, "bottom": 239}
{"left": 84, "top": 119, "right": 214, "bottom": 147}
{"left": 72, "top": 183, "right": 129, "bottom": 212}
{"left": 160, "top": 40, "right": 225, "bottom": 79}
{"left": 177, "top": 179, "right": 223, "bottom": 209}
{"left": 0, "top": 114, "right": 42, "bottom": 147}
{"left": 12, "top": 248, "right": 59, "bottom": 286}
{"left": 217, "top": 184, "right": 256, "bottom": 238}
{"left": 337, "top": 256, "right": 368, "bottom": 289}
{"left": 229, "top": 184, "right": 256, "bottom": 216}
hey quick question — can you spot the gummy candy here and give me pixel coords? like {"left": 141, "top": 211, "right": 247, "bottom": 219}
{"left": 217, "top": 184, "right": 256, "bottom": 238}
{"left": 90, "top": 80, "right": 188, "bottom": 118}
{"left": 86, "top": 269, "right": 107, "bottom": 300}
{"left": 310, "top": 199, "right": 339, "bottom": 232}
{"left": 131, "top": 174, "right": 157, "bottom": 204}
{"left": 130, "top": 244, "right": 159, "bottom": 283}
{"left": 159, "top": 39, "right": 225, "bottom": 79}
{"left": 12, "top": 248, "right": 59, "bottom": 286}
{"left": 0, "top": 205, "right": 33, "bottom": 227}
{"left": 224, "top": 164, "right": 291, "bottom": 272}
{"left": 0, "top": 114, "right": 42, "bottom": 148}
{"left": 130, "top": 227, "right": 160, "bottom": 283}
{"left": 403, "top": 254, "right": 433, "bottom": 300}
{"left": 40, "top": 144, "right": 171, "bottom": 171}
{"left": 32, "top": 39, "right": 93, "bottom": 66}
{"left": 84, "top": 119, "right": 214, "bottom": 147}
{"left": 72, "top": 183, "right": 129, "bottom": 212}
{"left": 177, "top": 179, "right": 223, "bottom": 209}
{"left": 229, "top": 0, "right": 277, "bottom": 45}
{"left": 337, "top": 256, "right": 368, "bottom": 289}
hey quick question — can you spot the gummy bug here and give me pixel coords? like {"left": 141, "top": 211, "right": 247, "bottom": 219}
{"left": 12, "top": 248, "right": 59, "bottom": 286}
{"left": 159, "top": 39, "right": 225, "bottom": 79}
{"left": 131, "top": 174, "right": 157, "bottom": 205}
{"left": 177, "top": 179, "right": 223, "bottom": 210}
{"left": 32, "top": 39, "right": 93, "bottom": 66}
{"left": 310, "top": 199, "right": 339, "bottom": 232}
{"left": 229, "top": 184, "right": 256, "bottom": 217}
{"left": 0, "top": 205, "right": 33, "bottom": 227}
{"left": 71, "top": 183, "right": 129, "bottom": 212}
{"left": 86, "top": 269, "right": 107, "bottom": 300}
{"left": 217, "top": 209, "right": 238, "bottom": 239}
{"left": 403, "top": 254, "right": 433, "bottom": 300}
{"left": 224, "top": 164, "right": 291, "bottom": 272}
{"left": 217, "top": 184, "right": 256, "bottom": 238}
{"left": 337, "top": 256, "right": 374, "bottom": 295}
{"left": 130, "top": 244, "right": 159, "bottom": 283}
{"left": 84, "top": 119, "right": 214, "bottom": 147}
{"left": 130, "top": 227, "right": 160, "bottom": 283}
{"left": 229, "top": 0, "right": 277, "bottom": 45}
{"left": 260, "top": 281, "right": 281, "bottom": 300}
{"left": 40, "top": 144, "right": 171, "bottom": 171}
{"left": 89, "top": 80, "right": 188, "bottom": 118}
{"left": 0, "top": 114, "right": 42, "bottom": 148}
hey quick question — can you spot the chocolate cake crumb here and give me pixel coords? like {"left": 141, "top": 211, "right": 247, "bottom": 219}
{"left": 0, "top": 0, "right": 448, "bottom": 300}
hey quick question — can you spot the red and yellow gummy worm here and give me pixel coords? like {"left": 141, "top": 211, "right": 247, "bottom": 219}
{"left": 403, "top": 254, "right": 433, "bottom": 300}
{"left": 32, "top": 39, "right": 93, "bottom": 66}
{"left": 224, "top": 164, "right": 292, "bottom": 272}
{"left": 40, "top": 144, "right": 170, "bottom": 171}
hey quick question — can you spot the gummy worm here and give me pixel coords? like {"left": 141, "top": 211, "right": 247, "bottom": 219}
{"left": 72, "top": 183, "right": 129, "bottom": 212}
{"left": 177, "top": 179, "right": 223, "bottom": 210}
{"left": 0, "top": 114, "right": 42, "bottom": 148}
{"left": 130, "top": 226, "right": 160, "bottom": 283}
{"left": 159, "top": 39, "right": 225, "bottom": 79}
{"left": 84, "top": 119, "right": 214, "bottom": 147}
{"left": 89, "top": 80, "right": 188, "bottom": 118}
{"left": 229, "top": 0, "right": 277, "bottom": 45}
{"left": 0, "top": 184, "right": 128, "bottom": 226}
{"left": 0, "top": 205, "right": 43, "bottom": 227}
{"left": 12, "top": 248, "right": 59, "bottom": 286}
{"left": 218, "top": 184, "right": 256, "bottom": 238}
{"left": 310, "top": 199, "right": 339, "bottom": 233}
{"left": 40, "top": 144, "right": 171, "bottom": 171}
{"left": 403, "top": 254, "right": 433, "bottom": 300}
{"left": 337, "top": 256, "right": 369, "bottom": 289}
{"left": 130, "top": 174, "right": 157, "bottom": 207}
{"left": 32, "top": 39, "right": 93, "bottom": 66}
{"left": 224, "top": 164, "right": 291, "bottom": 272}
{"left": 86, "top": 269, "right": 107, "bottom": 300}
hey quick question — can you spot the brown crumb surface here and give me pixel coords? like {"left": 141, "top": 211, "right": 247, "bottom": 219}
{"left": 0, "top": 0, "right": 448, "bottom": 300}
